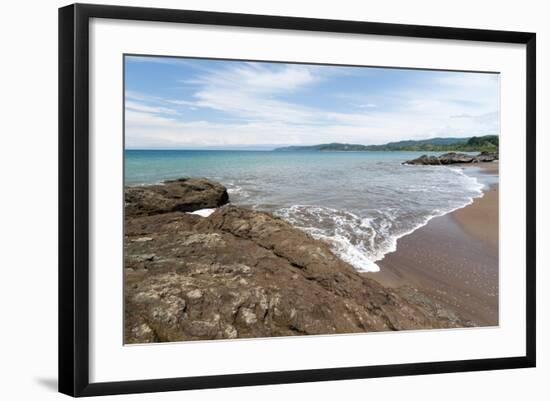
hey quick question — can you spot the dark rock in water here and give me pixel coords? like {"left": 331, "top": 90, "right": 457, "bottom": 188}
{"left": 404, "top": 151, "right": 498, "bottom": 165}
{"left": 403, "top": 155, "right": 441, "bottom": 165}
{"left": 125, "top": 177, "right": 229, "bottom": 217}
{"left": 473, "top": 151, "right": 499, "bottom": 163}
{"left": 124, "top": 178, "right": 469, "bottom": 343}
{"left": 438, "top": 152, "right": 475, "bottom": 164}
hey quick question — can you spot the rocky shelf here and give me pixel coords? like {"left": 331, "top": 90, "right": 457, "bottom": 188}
{"left": 404, "top": 151, "right": 498, "bottom": 165}
{"left": 124, "top": 178, "right": 470, "bottom": 343}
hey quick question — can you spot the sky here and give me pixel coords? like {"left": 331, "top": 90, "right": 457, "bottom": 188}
{"left": 124, "top": 55, "right": 500, "bottom": 149}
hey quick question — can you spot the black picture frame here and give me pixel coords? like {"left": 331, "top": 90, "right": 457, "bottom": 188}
{"left": 59, "top": 3, "right": 536, "bottom": 397}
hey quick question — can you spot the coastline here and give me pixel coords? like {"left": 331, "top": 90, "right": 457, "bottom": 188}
{"left": 367, "top": 162, "right": 499, "bottom": 326}
{"left": 123, "top": 177, "right": 473, "bottom": 343}
{"left": 123, "top": 159, "right": 499, "bottom": 342}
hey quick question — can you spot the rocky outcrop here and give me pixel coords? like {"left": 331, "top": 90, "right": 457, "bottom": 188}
{"left": 404, "top": 155, "right": 442, "bottom": 165}
{"left": 404, "top": 151, "right": 498, "bottom": 165}
{"left": 438, "top": 152, "right": 475, "bottom": 164}
{"left": 474, "top": 151, "right": 499, "bottom": 163}
{"left": 125, "top": 177, "right": 229, "bottom": 216}
{"left": 124, "top": 179, "right": 470, "bottom": 343}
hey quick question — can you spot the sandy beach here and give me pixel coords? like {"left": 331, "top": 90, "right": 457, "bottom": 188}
{"left": 367, "top": 162, "right": 499, "bottom": 326}
{"left": 123, "top": 159, "right": 501, "bottom": 342}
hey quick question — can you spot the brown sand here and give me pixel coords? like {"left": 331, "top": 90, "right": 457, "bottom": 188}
{"left": 454, "top": 161, "right": 499, "bottom": 250}
{"left": 366, "top": 163, "right": 499, "bottom": 326}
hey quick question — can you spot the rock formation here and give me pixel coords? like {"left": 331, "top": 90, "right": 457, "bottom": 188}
{"left": 124, "top": 178, "right": 469, "bottom": 343}
{"left": 404, "top": 151, "right": 498, "bottom": 165}
{"left": 125, "top": 177, "right": 229, "bottom": 216}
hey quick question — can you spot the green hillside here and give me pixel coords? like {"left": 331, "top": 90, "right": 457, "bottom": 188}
{"left": 273, "top": 135, "right": 499, "bottom": 152}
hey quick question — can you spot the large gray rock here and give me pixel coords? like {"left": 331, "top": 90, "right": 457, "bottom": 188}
{"left": 125, "top": 177, "right": 229, "bottom": 216}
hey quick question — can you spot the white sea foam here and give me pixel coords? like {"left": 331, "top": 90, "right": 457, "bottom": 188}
{"left": 187, "top": 208, "right": 216, "bottom": 217}
{"left": 227, "top": 184, "right": 251, "bottom": 199}
{"left": 313, "top": 232, "right": 381, "bottom": 272}
{"left": 276, "top": 167, "right": 485, "bottom": 273}
{"left": 276, "top": 205, "right": 383, "bottom": 272}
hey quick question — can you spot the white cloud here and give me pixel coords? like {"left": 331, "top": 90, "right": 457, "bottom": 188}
{"left": 171, "top": 63, "right": 323, "bottom": 124}
{"left": 125, "top": 100, "right": 177, "bottom": 115}
{"left": 187, "top": 62, "right": 319, "bottom": 93}
{"left": 125, "top": 63, "right": 499, "bottom": 148}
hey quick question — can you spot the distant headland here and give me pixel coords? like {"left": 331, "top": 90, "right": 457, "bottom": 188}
{"left": 273, "top": 135, "right": 499, "bottom": 153}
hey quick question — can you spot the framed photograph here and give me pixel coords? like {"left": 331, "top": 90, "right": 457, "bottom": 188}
{"left": 58, "top": 3, "right": 536, "bottom": 397}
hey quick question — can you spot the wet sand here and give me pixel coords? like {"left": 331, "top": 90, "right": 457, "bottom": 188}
{"left": 367, "top": 163, "right": 499, "bottom": 326}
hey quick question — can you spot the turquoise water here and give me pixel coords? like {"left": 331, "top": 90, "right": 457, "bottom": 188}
{"left": 125, "top": 150, "right": 488, "bottom": 272}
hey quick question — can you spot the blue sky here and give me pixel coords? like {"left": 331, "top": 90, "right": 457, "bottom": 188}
{"left": 125, "top": 55, "right": 499, "bottom": 149}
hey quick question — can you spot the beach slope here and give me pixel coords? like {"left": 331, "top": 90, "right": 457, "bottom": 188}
{"left": 371, "top": 168, "right": 498, "bottom": 326}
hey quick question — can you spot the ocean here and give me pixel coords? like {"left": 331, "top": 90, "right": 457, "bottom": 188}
{"left": 125, "top": 150, "right": 495, "bottom": 272}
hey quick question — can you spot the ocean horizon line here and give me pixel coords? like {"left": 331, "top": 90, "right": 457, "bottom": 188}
{"left": 125, "top": 147, "right": 278, "bottom": 151}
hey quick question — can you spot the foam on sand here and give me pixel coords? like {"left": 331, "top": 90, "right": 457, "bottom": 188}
{"left": 276, "top": 168, "right": 485, "bottom": 273}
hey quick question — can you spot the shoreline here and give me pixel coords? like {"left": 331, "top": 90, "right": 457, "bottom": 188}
{"left": 123, "top": 160, "right": 499, "bottom": 342}
{"left": 124, "top": 177, "right": 474, "bottom": 343}
{"left": 366, "top": 162, "right": 499, "bottom": 326}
